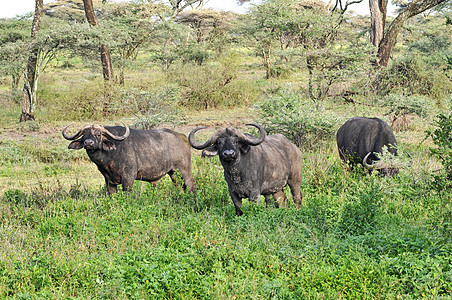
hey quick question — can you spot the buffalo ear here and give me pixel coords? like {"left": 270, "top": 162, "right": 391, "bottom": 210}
{"left": 102, "top": 140, "right": 116, "bottom": 151}
{"left": 239, "top": 142, "right": 250, "bottom": 154}
{"left": 201, "top": 147, "right": 218, "bottom": 157}
{"left": 68, "top": 140, "right": 83, "bottom": 150}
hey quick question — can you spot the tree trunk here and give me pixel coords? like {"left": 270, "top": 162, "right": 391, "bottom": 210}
{"left": 82, "top": 0, "right": 114, "bottom": 81}
{"left": 99, "top": 44, "right": 114, "bottom": 81}
{"left": 263, "top": 50, "right": 271, "bottom": 79}
{"left": 11, "top": 73, "right": 21, "bottom": 101}
{"left": 20, "top": 0, "right": 43, "bottom": 122}
{"left": 369, "top": 0, "right": 387, "bottom": 48}
{"left": 373, "top": 0, "right": 448, "bottom": 67}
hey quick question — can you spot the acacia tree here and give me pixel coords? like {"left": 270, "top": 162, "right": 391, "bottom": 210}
{"left": 167, "top": 0, "right": 207, "bottom": 20}
{"left": 98, "top": 2, "right": 169, "bottom": 84}
{"left": 82, "top": 0, "right": 114, "bottom": 81}
{"left": 243, "top": 0, "right": 448, "bottom": 67}
{"left": 175, "top": 9, "right": 235, "bottom": 65}
{"left": 176, "top": 9, "right": 234, "bottom": 45}
{"left": 246, "top": 0, "right": 371, "bottom": 101}
{"left": 374, "top": 0, "right": 449, "bottom": 66}
{"left": 44, "top": 0, "right": 87, "bottom": 22}
{"left": 0, "top": 19, "right": 30, "bottom": 99}
{"left": 20, "top": 0, "right": 44, "bottom": 122}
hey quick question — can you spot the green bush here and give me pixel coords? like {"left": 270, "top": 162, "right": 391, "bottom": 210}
{"left": 374, "top": 93, "right": 432, "bottom": 130}
{"left": 172, "top": 52, "right": 259, "bottom": 109}
{"left": 255, "top": 89, "right": 339, "bottom": 147}
{"left": 2, "top": 189, "right": 28, "bottom": 206}
{"left": 338, "top": 188, "right": 380, "bottom": 236}
{"left": 177, "top": 43, "right": 210, "bottom": 66}
{"left": 38, "top": 79, "right": 108, "bottom": 121}
{"left": 377, "top": 57, "right": 451, "bottom": 102}
{"left": 426, "top": 107, "right": 452, "bottom": 189}
{"left": 377, "top": 94, "right": 431, "bottom": 119}
{"left": 112, "top": 85, "right": 185, "bottom": 130}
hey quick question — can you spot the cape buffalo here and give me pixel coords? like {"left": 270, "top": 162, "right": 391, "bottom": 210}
{"left": 188, "top": 124, "right": 302, "bottom": 216}
{"left": 63, "top": 123, "right": 195, "bottom": 194}
{"left": 336, "top": 117, "right": 398, "bottom": 176}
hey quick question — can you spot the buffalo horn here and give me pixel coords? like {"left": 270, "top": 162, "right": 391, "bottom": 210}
{"left": 62, "top": 123, "right": 90, "bottom": 140}
{"left": 101, "top": 122, "right": 130, "bottom": 141}
{"left": 363, "top": 152, "right": 376, "bottom": 169}
{"left": 363, "top": 152, "right": 386, "bottom": 170}
{"left": 236, "top": 123, "right": 266, "bottom": 146}
{"left": 188, "top": 127, "right": 224, "bottom": 150}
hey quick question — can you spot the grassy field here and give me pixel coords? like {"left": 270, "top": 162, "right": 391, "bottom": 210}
{"left": 0, "top": 69, "right": 450, "bottom": 299}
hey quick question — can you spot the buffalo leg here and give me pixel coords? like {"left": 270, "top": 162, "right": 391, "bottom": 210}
{"left": 264, "top": 194, "right": 278, "bottom": 208}
{"left": 230, "top": 192, "right": 243, "bottom": 216}
{"left": 273, "top": 190, "right": 287, "bottom": 208}
{"left": 105, "top": 180, "right": 117, "bottom": 195}
{"left": 288, "top": 182, "right": 302, "bottom": 208}
{"left": 167, "top": 170, "right": 196, "bottom": 194}
{"left": 121, "top": 177, "right": 134, "bottom": 192}
{"left": 176, "top": 170, "right": 196, "bottom": 194}
{"left": 248, "top": 191, "right": 261, "bottom": 205}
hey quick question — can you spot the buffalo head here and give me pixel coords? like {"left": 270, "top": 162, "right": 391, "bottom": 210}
{"left": 62, "top": 123, "right": 130, "bottom": 151}
{"left": 188, "top": 124, "right": 266, "bottom": 163}
{"left": 363, "top": 150, "right": 413, "bottom": 176}
{"left": 363, "top": 151, "right": 399, "bottom": 176}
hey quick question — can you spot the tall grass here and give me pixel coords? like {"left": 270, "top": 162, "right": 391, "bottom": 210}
{"left": 0, "top": 59, "right": 449, "bottom": 298}
{"left": 0, "top": 132, "right": 450, "bottom": 298}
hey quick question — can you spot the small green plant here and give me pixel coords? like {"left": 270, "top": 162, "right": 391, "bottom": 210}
{"left": 2, "top": 189, "right": 28, "bottom": 206}
{"left": 113, "top": 85, "right": 185, "bottom": 130}
{"left": 173, "top": 52, "right": 258, "bottom": 109}
{"left": 426, "top": 108, "right": 452, "bottom": 189}
{"left": 377, "top": 57, "right": 451, "bottom": 102}
{"left": 338, "top": 189, "right": 380, "bottom": 236}
{"left": 372, "top": 145, "right": 413, "bottom": 172}
{"left": 376, "top": 93, "right": 431, "bottom": 130}
{"left": 255, "top": 88, "right": 338, "bottom": 147}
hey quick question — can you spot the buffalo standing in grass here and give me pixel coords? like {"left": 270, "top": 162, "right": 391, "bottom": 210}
{"left": 63, "top": 123, "right": 195, "bottom": 194}
{"left": 188, "top": 124, "right": 302, "bottom": 216}
{"left": 336, "top": 117, "right": 399, "bottom": 176}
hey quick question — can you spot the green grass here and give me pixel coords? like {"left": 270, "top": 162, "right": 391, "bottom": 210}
{"left": 0, "top": 68, "right": 450, "bottom": 298}
{"left": 0, "top": 126, "right": 450, "bottom": 298}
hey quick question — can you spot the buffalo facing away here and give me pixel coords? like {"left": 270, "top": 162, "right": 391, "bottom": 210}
{"left": 188, "top": 124, "right": 303, "bottom": 216}
{"left": 336, "top": 117, "right": 398, "bottom": 176}
{"left": 63, "top": 123, "right": 195, "bottom": 194}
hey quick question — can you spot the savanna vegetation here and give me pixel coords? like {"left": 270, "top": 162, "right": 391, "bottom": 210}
{"left": 0, "top": 0, "right": 450, "bottom": 298}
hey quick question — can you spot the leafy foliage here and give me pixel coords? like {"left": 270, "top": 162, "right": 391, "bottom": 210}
{"left": 113, "top": 85, "right": 185, "bottom": 130}
{"left": 255, "top": 88, "right": 339, "bottom": 147}
{"left": 426, "top": 108, "right": 452, "bottom": 188}
{"left": 173, "top": 52, "right": 258, "bottom": 109}
{"left": 0, "top": 1, "right": 450, "bottom": 298}
{"left": 375, "top": 93, "right": 432, "bottom": 130}
{"left": 0, "top": 149, "right": 450, "bottom": 298}
{"left": 377, "top": 56, "right": 451, "bottom": 102}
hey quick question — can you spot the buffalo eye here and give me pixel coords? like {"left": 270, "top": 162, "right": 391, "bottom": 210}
{"left": 216, "top": 137, "right": 225, "bottom": 147}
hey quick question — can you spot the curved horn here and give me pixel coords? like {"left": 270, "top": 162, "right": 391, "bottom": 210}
{"left": 102, "top": 122, "right": 130, "bottom": 141}
{"left": 188, "top": 127, "right": 224, "bottom": 150}
{"left": 62, "top": 123, "right": 90, "bottom": 140}
{"left": 363, "top": 152, "right": 377, "bottom": 169}
{"left": 235, "top": 123, "right": 266, "bottom": 146}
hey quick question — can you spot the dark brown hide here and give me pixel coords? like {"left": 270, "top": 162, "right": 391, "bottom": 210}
{"left": 336, "top": 117, "right": 398, "bottom": 175}
{"left": 189, "top": 124, "right": 302, "bottom": 216}
{"left": 63, "top": 124, "right": 195, "bottom": 195}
